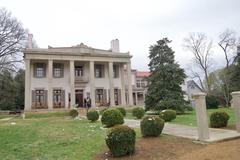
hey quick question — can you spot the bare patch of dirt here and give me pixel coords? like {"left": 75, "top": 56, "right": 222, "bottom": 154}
{"left": 178, "top": 138, "right": 240, "bottom": 160}
{"left": 94, "top": 135, "right": 204, "bottom": 160}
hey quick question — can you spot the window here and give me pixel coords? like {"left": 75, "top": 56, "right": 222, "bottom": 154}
{"left": 136, "top": 80, "right": 141, "bottom": 88}
{"left": 113, "top": 65, "right": 119, "bottom": 78}
{"left": 95, "top": 64, "right": 104, "bottom": 78}
{"left": 34, "top": 63, "right": 46, "bottom": 78}
{"left": 35, "top": 90, "right": 44, "bottom": 103}
{"left": 53, "top": 89, "right": 65, "bottom": 108}
{"left": 75, "top": 66, "right": 83, "bottom": 77}
{"left": 96, "top": 89, "right": 103, "bottom": 103}
{"left": 53, "top": 63, "right": 64, "bottom": 78}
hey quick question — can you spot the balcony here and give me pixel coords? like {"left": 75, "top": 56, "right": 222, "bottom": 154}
{"left": 75, "top": 76, "right": 89, "bottom": 83}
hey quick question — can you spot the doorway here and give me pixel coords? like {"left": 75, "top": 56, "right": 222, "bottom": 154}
{"left": 75, "top": 90, "right": 83, "bottom": 107}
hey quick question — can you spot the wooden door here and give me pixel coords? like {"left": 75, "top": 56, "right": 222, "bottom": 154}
{"left": 75, "top": 90, "right": 83, "bottom": 107}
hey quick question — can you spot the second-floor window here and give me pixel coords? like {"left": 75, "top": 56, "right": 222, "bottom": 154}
{"left": 113, "top": 65, "right": 119, "bottom": 78}
{"left": 75, "top": 66, "right": 83, "bottom": 77}
{"left": 34, "top": 63, "right": 46, "bottom": 78}
{"left": 53, "top": 63, "right": 64, "bottom": 78}
{"left": 95, "top": 64, "right": 104, "bottom": 78}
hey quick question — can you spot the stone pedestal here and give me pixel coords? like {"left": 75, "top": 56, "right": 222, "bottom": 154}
{"left": 192, "top": 92, "right": 209, "bottom": 141}
{"left": 231, "top": 91, "right": 240, "bottom": 132}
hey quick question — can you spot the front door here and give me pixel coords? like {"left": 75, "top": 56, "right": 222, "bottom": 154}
{"left": 75, "top": 90, "right": 83, "bottom": 107}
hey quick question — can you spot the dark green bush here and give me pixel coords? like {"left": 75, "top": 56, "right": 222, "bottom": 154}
{"left": 159, "top": 109, "right": 177, "bottom": 122}
{"left": 184, "top": 105, "right": 193, "bottom": 111}
{"left": 210, "top": 111, "right": 230, "bottom": 128}
{"left": 87, "top": 110, "right": 99, "bottom": 122}
{"left": 132, "top": 107, "right": 145, "bottom": 119}
{"left": 106, "top": 125, "right": 136, "bottom": 157}
{"left": 140, "top": 116, "right": 164, "bottom": 137}
{"left": 116, "top": 107, "right": 126, "bottom": 117}
{"left": 101, "top": 108, "right": 124, "bottom": 127}
{"left": 206, "top": 95, "right": 220, "bottom": 109}
{"left": 99, "top": 108, "right": 108, "bottom": 115}
{"left": 69, "top": 109, "right": 78, "bottom": 118}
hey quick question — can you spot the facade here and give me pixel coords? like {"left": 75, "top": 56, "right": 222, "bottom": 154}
{"left": 24, "top": 39, "right": 135, "bottom": 111}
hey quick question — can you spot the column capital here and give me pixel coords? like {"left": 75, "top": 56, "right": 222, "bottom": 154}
{"left": 192, "top": 92, "right": 207, "bottom": 99}
{"left": 231, "top": 91, "right": 240, "bottom": 96}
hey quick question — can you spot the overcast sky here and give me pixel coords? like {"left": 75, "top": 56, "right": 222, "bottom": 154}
{"left": 1, "top": 0, "right": 240, "bottom": 72}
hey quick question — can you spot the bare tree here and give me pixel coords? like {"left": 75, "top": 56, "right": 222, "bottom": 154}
{"left": 183, "top": 33, "right": 213, "bottom": 93}
{"left": 0, "top": 8, "right": 27, "bottom": 72}
{"left": 218, "top": 29, "right": 237, "bottom": 68}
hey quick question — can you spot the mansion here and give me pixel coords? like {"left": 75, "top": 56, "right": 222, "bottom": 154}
{"left": 24, "top": 38, "right": 148, "bottom": 111}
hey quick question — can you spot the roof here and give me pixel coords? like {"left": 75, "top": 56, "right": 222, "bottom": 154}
{"left": 136, "top": 71, "right": 151, "bottom": 78}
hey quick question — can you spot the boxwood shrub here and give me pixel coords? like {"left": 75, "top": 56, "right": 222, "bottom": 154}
{"left": 106, "top": 125, "right": 136, "bottom": 157}
{"left": 116, "top": 107, "right": 126, "bottom": 117}
{"left": 132, "top": 107, "right": 145, "bottom": 119}
{"left": 210, "top": 111, "right": 230, "bottom": 128}
{"left": 101, "top": 108, "right": 124, "bottom": 127}
{"left": 100, "top": 108, "right": 108, "bottom": 115}
{"left": 69, "top": 109, "right": 78, "bottom": 118}
{"left": 87, "top": 110, "right": 99, "bottom": 122}
{"left": 159, "top": 109, "right": 177, "bottom": 122}
{"left": 140, "top": 116, "right": 164, "bottom": 137}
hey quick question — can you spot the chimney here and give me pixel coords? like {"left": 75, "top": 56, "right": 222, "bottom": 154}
{"left": 28, "top": 34, "right": 33, "bottom": 49}
{"left": 111, "top": 39, "right": 119, "bottom": 52}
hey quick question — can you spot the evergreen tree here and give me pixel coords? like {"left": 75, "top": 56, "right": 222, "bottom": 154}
{"left": 14, "top": 69, "right": 25, "bottom": 110}
{"left": 230, "top": 52, "right": 240, "bottom": 91}
{"left": 0, "top": 70, "right": 16, "bottom": 110}
{"left": 145, "top": 38, "right": 186, "bottom": 112}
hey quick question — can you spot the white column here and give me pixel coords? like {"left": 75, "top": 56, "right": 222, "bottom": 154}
{"left": 126, "top": 62, "right": 133, "bottom": 106}
{"left": 193, "top": 92, "right": 209, "bottom": 141}
{"left": 48, "top": 60, "right": 53, "bottom": 110}
{"left": 109, "top": 62, "right": 115, "bottom": 107}
{"left": 231, "top": 91, "right": 240, "bottom": 132}
{"left": 69, "top": 60, "right": 75, "bottom": 108}
{"left": 24, "top": 59, "right": 31, "bottom": 111}
{"left": 143, "top": 91, "right": 146, "bottom": 102}
{"left": 89, "top": 61, "right": 95, "bottom": 107}
{"left": 135, "top": 92, "right": 138, "bottom": 106}
{"left": 120, "top": 64, "right": 126, "bottom": 106}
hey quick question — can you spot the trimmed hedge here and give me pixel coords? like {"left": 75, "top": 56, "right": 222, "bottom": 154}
{"left": 159, "top": 109, "right": 177, "bottom": 122}
{"left": 210, "top": 111, "right": 230, "bottom": 128}
{"left": 100, "top": 108, "right": 108, "bottom": 115}
{"left": 116, "top": 107, "right": 126, "bottom": 117}
{"left": 69, "top": 109, "right": 78, "bottom": 118}
{"left": 140, "top": 116, "right": 165, "bottom": 137}
{"left": 132, "top": 107, "right": 145, "bottom": 119}
{"left": 101, "top": 108, "right": 124, "bottom": 127}
{"left": 106, "top": 125, "right": 136, "bottom": 157}
{"left": 87, "top": 110, "right": 99, "bottom": 122}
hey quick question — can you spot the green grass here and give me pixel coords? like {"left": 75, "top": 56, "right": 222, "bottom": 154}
{"left": 25, "top": 112, "right": 69, "bottom": 119}
{"left": 0, "top": 116, "right": 106, "bottom": 160}
{"left": 0, "top": 115, "right": 17, "bottom": 119}
{"left": 170, "top": 108, "right": 236, "bottom": 127}
{"left": 0, "top": 112, "right": 143, "bottom": 160}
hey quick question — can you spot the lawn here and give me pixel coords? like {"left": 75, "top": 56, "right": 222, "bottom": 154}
{"left": 171, "top": 108, "right": 236, "bottom": 127}
{"left": 0, "top": 116, "right": 106, "bottom": 160}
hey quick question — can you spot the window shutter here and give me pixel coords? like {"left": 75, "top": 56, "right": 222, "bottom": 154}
{"left": 95, "top": 89, "right": 98, "bottom": 103}
{"left": 43, "top": 63, "right": 46, "bottom": 77}
{"left": 32, "top": 90, "right": 35, "bottom": 108}
{"left": 102, "top": 64, "right": 105, "bottom": 78}
{"left": 44, "top": 90, "right": 48, "bottom": 108}
{"left": 103, "top": 89, "right": 107, "bottom": 105}
{"left": 118, "top": 89, "right": 121, "bottom": 105}
{"left": 61, "top": 64, "right": 64, "bottom": 77}
{"left": 33, "top": 64, "right": 37, "bottom": 77}
{"left": 61, "top": 90, "right": 65, "bottom": 108}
